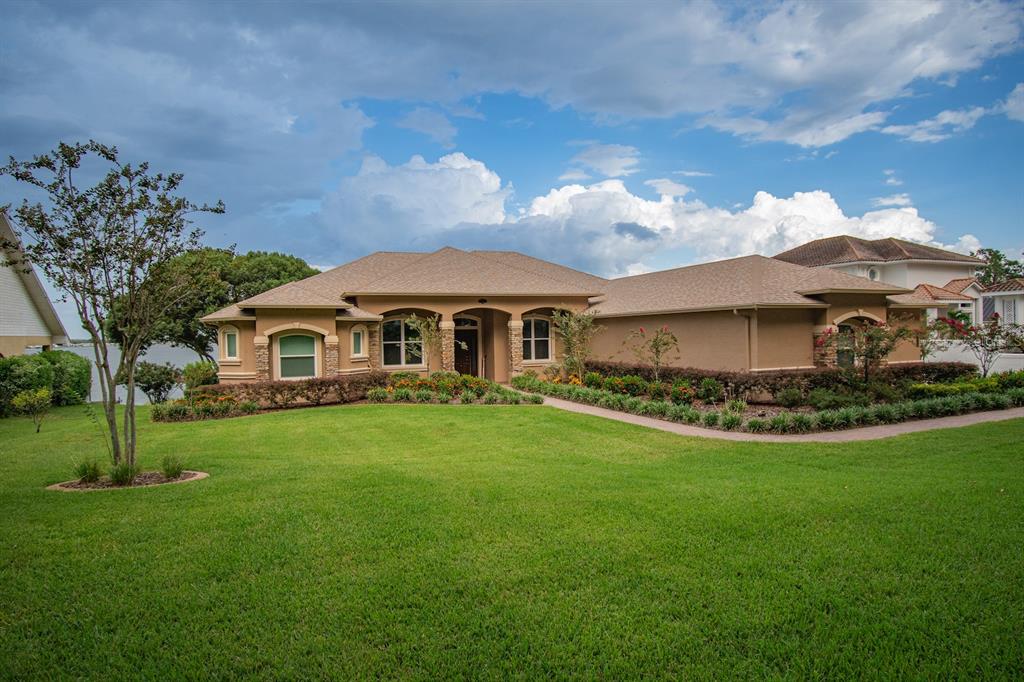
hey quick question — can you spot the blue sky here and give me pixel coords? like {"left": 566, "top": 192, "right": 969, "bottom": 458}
{"left": 2, "top": 0, "right": 1023, "bottom": 304}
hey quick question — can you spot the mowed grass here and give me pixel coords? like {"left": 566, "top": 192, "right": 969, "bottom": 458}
{"left": 1, "top": 404, "right": 1022, "bottom": 679}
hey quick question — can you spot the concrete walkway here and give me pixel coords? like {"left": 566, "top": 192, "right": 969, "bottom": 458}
{"left": 541, "top": 396, "right": 1024, "bottom": 443}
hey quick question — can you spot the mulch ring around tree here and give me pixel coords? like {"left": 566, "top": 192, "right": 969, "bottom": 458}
{"left": 46, "top": 471, "right": 209, "bottom": 492}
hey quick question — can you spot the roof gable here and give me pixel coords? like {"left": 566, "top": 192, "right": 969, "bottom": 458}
{"left": 0, "top": 213, "right": 69, "bottom": 341}
{"left": 774, "top": 235, "right": 982, "bottom": 267}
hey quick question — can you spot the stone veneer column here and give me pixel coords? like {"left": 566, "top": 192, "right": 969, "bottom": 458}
{"left": 507, "top": 319, "right": 524, "bottom": 376}
{"left": 254, "top": 335, "right": 271, "bottom": 380}
{"left": 812, "top": 326, "right": 837, "bottom": 368}
{"left": 324, "top": 335, "right": 340, "bottom": 377}
{"left": 440, "top": 320, "right": 456, "bottom": 372}
{"left": 367, "top": 324, "right": 381, "bottom": 370}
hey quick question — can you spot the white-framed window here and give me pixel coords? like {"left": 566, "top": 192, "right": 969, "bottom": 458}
{"left": 350, "top": 325, "right": 367, "bottom": 358}
{"left": 278, "top": 334, "right": 317, "bottom": 379}
{"left": 522, "top": 316, "right": 551, "bottom": 361}
{"left": 382, "top": 318, "right": 423, "bottom": 367}
{"left": 221, "top": 325, "right": 239, "bottom": 360}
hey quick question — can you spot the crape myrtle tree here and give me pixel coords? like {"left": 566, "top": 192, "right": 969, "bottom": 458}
{"left": 1, "top": 141, "right": 223, "bottom": 466}
{"left": 552, "top": 308, "right": 602, "bottom": 378}
{"left": 931, "top": 314, "right": 1024, "bottom": 377}
{"left": 815, "top": 321, "right": 914, "bottom": 382}
{"left": 622, "top": 324, "right": 679, "bottom": 382}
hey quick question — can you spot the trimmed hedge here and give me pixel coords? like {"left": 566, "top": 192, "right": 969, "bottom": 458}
{"left": 583, "top": 360, "right": 978, "bottom": 399}
{"left": 0, "top": 351, "right": 91, "bottom": 416}
{"left": 512, "top": 374, "right": 1024, "bottom": 435}
{"left": 189, "top": 371, "right": 389, "bottom": 410}
{"left": 36, "top": 350, "right": 91, "bottom": 406}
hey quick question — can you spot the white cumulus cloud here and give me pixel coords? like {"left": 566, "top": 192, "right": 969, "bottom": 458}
{"left": 1002, "top": 83, "right": 1024, "bottom": 121}
{"left": 881, "top": 106, "right": 989, "bottom": 142}
{"left": 644, "top": 178, "right": 693, "bottom": 197}
{"left": 568, "top": 143, "right": 640, "bottom": 177}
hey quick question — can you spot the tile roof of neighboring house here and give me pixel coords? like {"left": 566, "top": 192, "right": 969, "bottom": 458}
{"left": 887, "top": 283, "right": 973, "bottom": 307}
{"left": 943, "top": 277, "right": 981, "bottom": 294}
{"left": 984, "top": 277, "right": 1024, "bottom": 293}
{"left": 773, "top": 235, "right": 982, "bottom": 266}
{"left": 589, "top": 255, "right": 908, "bottom": 317}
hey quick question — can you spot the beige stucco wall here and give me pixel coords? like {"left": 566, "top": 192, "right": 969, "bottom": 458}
{"left": 353, "top": 295, "right": 590, "bottom": 320}
{"left": 215, "top": 321, "right": 257, "bottom": 382}
{"left": 755, "top": 309, "right": 816, "bottom": 369}
{"left": 592, "top": 310, "right": 751, "bottom": 371}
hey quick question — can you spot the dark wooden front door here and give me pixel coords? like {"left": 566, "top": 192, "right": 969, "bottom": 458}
{"left": 454, "top": 329, "right": 478, "bottom": 376}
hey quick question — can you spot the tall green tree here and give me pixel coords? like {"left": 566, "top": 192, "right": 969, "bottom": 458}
{"left": 972, "top": 248, "right": 1024, "bottom": 286}
{"left": 225, "top": 251, "right": 318, "bottom": 301}
{"left": 1, "top": 141, "right": 223, "bottom": 466}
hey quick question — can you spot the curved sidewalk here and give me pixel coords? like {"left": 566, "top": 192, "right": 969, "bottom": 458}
{"left": 541, "top": 397, "right": 1024, "bottom": 443}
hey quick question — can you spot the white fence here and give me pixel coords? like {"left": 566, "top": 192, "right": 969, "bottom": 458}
{"left": 928, "top": 343, "right": 1024, "bottom": 374}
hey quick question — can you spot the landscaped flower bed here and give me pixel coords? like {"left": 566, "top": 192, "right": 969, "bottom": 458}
{"left": 511, "top": 371, "right": 1024, "bottom": 435}
{"left": 152, "top": 371, "right": 542, "bottom": 422}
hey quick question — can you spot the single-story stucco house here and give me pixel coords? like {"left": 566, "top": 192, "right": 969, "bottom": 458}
{"left": 201, "top": 245, "right": 932, "bottom": 384}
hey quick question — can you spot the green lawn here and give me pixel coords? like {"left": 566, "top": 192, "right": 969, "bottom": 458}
{"left": 1, "top": 404, "right": 1022, "bottom": 679}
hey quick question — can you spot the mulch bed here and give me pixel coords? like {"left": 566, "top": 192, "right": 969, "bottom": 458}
{"left": 47, "top": 470, "right": 209, "bottom": 492}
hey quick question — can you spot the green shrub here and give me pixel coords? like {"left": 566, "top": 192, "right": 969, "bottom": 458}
{"left": 238, "top": 401, "right": 259, "bottom": 414}
{"left": 790, "top": 413, "right": 813, "bottom": 433}
{"left": 73, "top": 458, "right": 103, "bottom": 483}
{"left": 12, "top": 387, "right": 51, "bottom": 433}
{"left": 37, "top": 350, "right": 90, "bottom": 406}
{"left": 684, "top": 407, "right": 702, "bottom": 425}
{"left": 769, "top": 413, "right": 792, "bottom": 434}
{"left": 774, "top": 387, "right": 803, "bottom": 408}
{"left": 866, "top": 381, "right": 903, "bottom": 403}
{"left": 392, "top": 387, "right": 414, "bottom": 402}
{"left": 459, "top": 391, "right": 476, "bottom": 404}
{"left": 618, "top": 375, "right": 648, "bottom": 396}
{"left": 525, "top": 393, "right": 544, "bottom": 404}
{"left": 182, "top": 361, "right": 218, "bottom": 393}
{"left": 482, "top": 391, "right": 502, "bottom": 405}
{"left": 646, "top": 382, "right": 670, "bottom": 400}
{"left": 988, "top": 393, "right": 1012, "bottom": 410}
{"left": 1007, "top": 388, "right": 1024, "bottom": 406}
{"left": 161, "top": 454, "right": 185, "bottom": 479}
{"left": 806, "top": 388, "right": 865, "bottom": 411}
{"left": 108, "top": 462, "right": 138, "bottom": 486}
{"left": 702, "top": 411, "right": 720, "bottom": 428}
{"left": 995, "top": 370, "right": 1024, "bottom": 390}
{"left": 873, "top": 404, "right": 898, "bottom": 424}
{"left": 725, "top": 399, "right": 747, "bottom": 413}
{"left": 814, "top": 410, "right": 839, "bottom": 430}
{"left": 583, "top": 371, "right": 604, "bottom": 389}
{"left": 436, "top": 391, "right": 453, "bottom": 403}
{"left": 0, "top": 355, "right": 54, "bottom": 417}
{"left": 697, "top": 378, "right": 724, "bottom": 403}
{"left": 367, "top": 387, "right": 389, "bottom": 403}
{"left": 126, "top": 361, "right": 180, "bottom": 404}
{"left": 414, "top": 389, "right": 434, "bottom": 403}
{"left": 669, "top": 383, "right": 696, "bottom": 405}
{"left": 745, "top": 417, "right": 768, "bottom": 433}
{"left": 721, "top": 412, "right": 742, "bottom": 430}
{"left": 643, "top": 400, "right": 670, "bottom": 417}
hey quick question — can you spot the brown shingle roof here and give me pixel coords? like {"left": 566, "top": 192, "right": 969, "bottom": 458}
{"left": 774, "top": 235, "right": 982, "bottom": 266}
{"left": 985, "top": 277, "right": 1024, "bottom": 293}
{"left": 201, "top": 304, "right": 254, "bottom": 322}
{"left": 590, "top": 255, "right": 908, "bottom": 317}
{"left": 474, "top": 250, "right": 608, "bottom": 290}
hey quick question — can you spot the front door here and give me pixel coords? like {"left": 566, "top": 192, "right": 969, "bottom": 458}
{"left": 454, "top": 329, "right": 478, "bottom": 376}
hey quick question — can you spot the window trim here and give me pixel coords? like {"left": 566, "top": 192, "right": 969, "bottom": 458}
{"left": 220, "top": 325, "right": 240, "bottom": 361}
{"left": 350, "top": 324, "right": 368, "bottom": 359}
{"left": 381, "top": 317, "right": 426, "bottom": 368}
{"left": 522, "top": 315, "right": 552, "bottom": 363}
{"left": 275, "top": 333, "right": 318, "bottom": 380}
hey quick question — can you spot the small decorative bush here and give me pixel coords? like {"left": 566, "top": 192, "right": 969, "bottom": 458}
{"left": 482, "top": 391, "right": 502, "bottom": 404}
{"left": 108, "top": 462, "right": 138, "bottom": 486}
{"left": 583, "top": 371, "right": 604, "bottom": 389}
{"left": 702, "top": 410, "right": 720, "bottom": 428}
{"left": 647, "top": 382, "right": 670, "bottom": 400}
{"left": 239, "top": 401, "right": 259, "bottom": 414}
{"left": 161, "top": 454, "right": 185, "bottom": 479}
{"left": 414, "top": 389, "right": 434, "bottom": 403}
{"left": 367, "top": 387, "right": 390, "bottom": 403}
{"left": 697, "top": 378, "right": 724, "bottom": 403}
{"left": 392, "top": 387, "right": 414, "bottom": 402}
{"left": 436, "top": 391, "right": 454, "bottom": 403}
{"left": 720, "top": 412, "right": 742, "bottom": 430}
{"left": 37, "top": 350, "right": 91, "bottom": 406}
{"left": 669, "top": 383, "right": 696, "bottom": 405}
{"left": 459, "top": 391, "right": 476, "bottom": 404}
{"left": 12, "top": 387, "right": 52, "bottom": 433}
{"left": 725, "top": 399, "right": 747, "bottom": 413}
{"left": 74, "top": 458, "right": 103, "bottom": 483}
{"left": 814, "top": 410, "right": 840, "bottom": 430}
{"left": 774, "top": 387, "right": 803, "bottom": 408}
{"left": 525, "top": 393, "right": 544, "bottom": 404}
{"left": 790, "top": 413, "right": 813, "bottom": 433}
{"left": 769, "top": 413, "right": 792, "bottom": 434}
{"left": 182, "top": 361, "right": 218, "bottom": 393}
{"left": 624, "top": 397, "right": 646, "bottom": 414}
{"left": 645, "top": 400, "right": 670, "bottom": 417}
{"left": 0, "top": 355, "right": 54, "bottom": 417}
{"left": 745, "top": 417, "right": 768, "bottom": 433}
{"left": 872, "top": 404, "right": 899, "bottom": 424}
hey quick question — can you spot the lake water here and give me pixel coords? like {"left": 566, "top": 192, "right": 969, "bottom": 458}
{"left": 30, "top": 343, "right": 208, "bottom": 404}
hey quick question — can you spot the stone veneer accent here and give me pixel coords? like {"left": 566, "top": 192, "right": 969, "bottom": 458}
{"left": 440, "top": 320, "right": 456, "bottom": 372}
{"left": 508, "top": 319, "right": 524, "bottom": 376}
{"left": 812, "top": 327, "right": 837, "bottom": 368}
{"left": 324, "top": 335, "right": 340, "bottom": 377}
{"left": 367, "top": 324, "right": 381, "bottom": 370}
{"left": 254, "top": 336, "right": 271, "bottom": 380}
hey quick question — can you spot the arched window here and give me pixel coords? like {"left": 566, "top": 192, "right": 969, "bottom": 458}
{"left": 382, "top": 318, "right": 423, "bottom": 367}
{"left": 522, "top": 316, "right": 551, "bottom": 361}
{"left": 220, "top": 325, "right": 239, "bottom": 360}
{"left": 867, "top": 267, "right": 879, "bottom": 281}
{"left": 278, "top": 334, "right": 317, "bottom": 379}
{"left": 350, "top": 325, "right": 367, "bottom": 358}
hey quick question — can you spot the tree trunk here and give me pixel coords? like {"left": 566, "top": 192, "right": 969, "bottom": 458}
{"left": 122, "top": 347, "right": 140, "bottom": 467}
{"left": 88, "top": 333, "right": 122, "bottom": 465}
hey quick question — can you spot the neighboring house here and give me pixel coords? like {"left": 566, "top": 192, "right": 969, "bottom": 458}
{"left": 0, "top": 214, "right": 68, "bottom": 357}
{"left": 201, "top": 247, "right": 929, "bottom": 383}
{"left": 774, "top": 235, "right": 983, "bottom": 322}
{"left": 982, "top": 278, "right": 1024, "bottom": 325}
